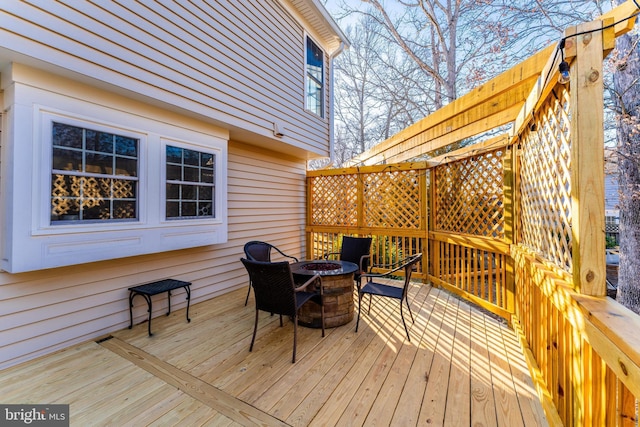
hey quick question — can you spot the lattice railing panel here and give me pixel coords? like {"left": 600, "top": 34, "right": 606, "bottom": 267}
{"left": 518, "top": 85, "right": 572, "bottom": 272}
{"left": 309, "top": 174, "right": 358, "bottom": 226}
{"left": 363, "top": 170, "right": 421, "bottom": 229}
{"left": 434, "top": 149, "right": 505, "bottom": 238}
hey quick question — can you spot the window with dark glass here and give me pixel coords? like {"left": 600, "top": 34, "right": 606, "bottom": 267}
{"left": 165, "top": 145, "right": 215, "bottom": 219}
{"left": 50, "top": 122, "right": 138, "bottom": 223}
{"left": 306, "top": 36, "right": 324, "bottom": 117}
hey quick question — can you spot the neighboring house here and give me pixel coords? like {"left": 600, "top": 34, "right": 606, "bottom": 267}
{"left": 605, "top": 147, "right": 619, "bottom": 244}
{"left": 0, "top": 1, "right": 348, "bottom": 368}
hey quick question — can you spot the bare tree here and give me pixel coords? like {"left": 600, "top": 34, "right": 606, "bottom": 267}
{"left": 612, "top": 26, "right": 640, "bottom": 313}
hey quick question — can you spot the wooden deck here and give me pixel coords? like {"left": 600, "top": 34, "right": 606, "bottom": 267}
{"left": 0, "top": 281, "right": 548, "bottom": 426}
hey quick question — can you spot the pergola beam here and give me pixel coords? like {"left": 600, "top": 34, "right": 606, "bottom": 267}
{"left": 344, "top": 44, "right": 555, "bottom": 166}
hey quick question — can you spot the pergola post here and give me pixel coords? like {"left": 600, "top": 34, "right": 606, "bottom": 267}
{"left": 568, "top": 20, "right": 606, "bottom": 296}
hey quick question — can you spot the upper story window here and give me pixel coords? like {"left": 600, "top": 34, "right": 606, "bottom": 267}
{"left": 166, "top": 145, "right": 215, "bottom": 219}
{"left": 306, "top": 36, "right": 324, "bottom": 117}
{"left": 51, "top": 122, "right": 138, "bottom": 223}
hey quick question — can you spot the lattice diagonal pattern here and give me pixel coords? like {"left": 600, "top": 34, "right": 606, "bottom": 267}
{"left": 434, "top": 149, "right": 504, "bottom": 238}
{"left": 309, "top": 174, "right": 358, "bottom": 226}
{"left": 363, "top": 170, "right": 421, "bottom": 229}
{"left": 518, "top": 85, "right": 572, "bottom": 272}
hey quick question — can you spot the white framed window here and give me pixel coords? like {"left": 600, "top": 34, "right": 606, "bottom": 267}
{"left": 1, "top": 95, "right": 227, "bottom": 273}
{"left": 305, "top": 36, "right": 324, "bottom": 117}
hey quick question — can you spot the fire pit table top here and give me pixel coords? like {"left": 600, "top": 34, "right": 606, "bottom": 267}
{"left": 291, "top": 260, "right": 358, "bottom": 277}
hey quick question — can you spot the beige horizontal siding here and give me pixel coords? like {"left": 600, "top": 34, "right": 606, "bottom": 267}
{"left": 0, "top": 140, "right": 307, "bottom": 369}
{"left": 0, "top": 0, "right": 330, "bottom": 152}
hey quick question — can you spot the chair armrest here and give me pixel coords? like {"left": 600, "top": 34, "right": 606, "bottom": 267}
{"left": 359, "top": 254, "right": 372, "bottom": 272}
{"left": 273, "top": 246, "right": 299, "bottom": 263}
{"left": 323, "top": 251, "right": 340, "bottom": 260}
{"left": 363, "top": 254, "right": 421, "bottom": 281}
{"left": 295, "top": 274, "right": 323, "bottom": 295}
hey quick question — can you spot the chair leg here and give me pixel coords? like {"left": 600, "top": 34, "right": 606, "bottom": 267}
{"left": 356, "top": 292, "right": 364, "bottom": 332}
{"left": 405, "top": 294, "right": 415, "bottom": 324}
{"left": 249, "top": 309, "right": 259, "bottom": 352}
{"left": 367, "top": 293, "right": 372, "bottom": 314}
{"left": 292, "top": 316, "right": 297, "bottom": 363}
{"left": 279, "top": 315, "right": 283, "bottom": 327}
{"left": 400, "top": 302, "right": 411, "bottom": 342}
{"left": 244, "top": 282, "right": 252, "bottom": 306}
{"left": 321, "top": 299, "right": 325, "bottom": 338}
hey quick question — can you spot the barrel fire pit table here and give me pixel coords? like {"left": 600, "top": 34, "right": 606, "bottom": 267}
{"left": 291, "top": 260, "right": 358, "bottom": 328}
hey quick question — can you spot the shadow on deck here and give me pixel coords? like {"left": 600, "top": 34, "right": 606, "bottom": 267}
{"left": 0, "top": 282, "right": 548, "bottom": 426}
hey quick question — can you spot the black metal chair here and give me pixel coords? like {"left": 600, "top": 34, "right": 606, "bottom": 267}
{"left": 243, "top": 241, "right": 299, "bottom": 305}
{"left": 355, "top": 253, "right": 422, "bottom": 342}
{"left": 241, "top": 258, "right": 324, "bottom": 363}
{"left": 324, "top": 236, "right": 372, "bottom": 287}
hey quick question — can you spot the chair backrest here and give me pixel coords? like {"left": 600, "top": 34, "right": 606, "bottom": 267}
{"left": 241, "top": 258, "right": 297, "bottom": 316}
{"left": 401, "top": 253, "right": 423, "bottom": 299}
{"left": 244, "top": 241, "right": 299, "bottom": 263}
{"left": 244, "top": 241, "right": 273, "bottom": 262}
{"left": 340, "top": 236, "right": 372, "bottom": 271}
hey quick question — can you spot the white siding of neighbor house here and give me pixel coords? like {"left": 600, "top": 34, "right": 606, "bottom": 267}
{"left": 0, "top": 138, "right": 306, "bottom": 369}
{"left": 0, "top": 0, "right": 331, "bottom": 155}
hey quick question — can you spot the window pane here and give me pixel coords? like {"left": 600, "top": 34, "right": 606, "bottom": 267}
{"left": 166, "top": 164, "right": 181, "bottom": 181}
{"left": 115, "top": 136, "right": 137, "bottom": 156}
{"left": 183, "top": 166, "right": 198, "bottom": 182}
{"left": 85, "top": 130, "right": 113, "bottom": 153}
{"left": 52, "top": 148, "right": 82, "bottom": 171}
{"left": 166, "top": 146, "right": 182, "bottom": 164}
{"left": 200, "top": 169, "right": 214, "bottom": 184}
{"left": 198, "top": 202, "right": 213, "bottom": 217}
{"left": 181, "top": 184, "right": 195, "bottom": 200}
{"left": 182, "top": 202, "right": 196, "bottom": 216}
{"left": 198, "top": 186, "right": 212, "bottom": 200}
{"left": 115, "top": 157, "right": 137, "bottom": 177}
{"left": 113, "top": 201, "right": 136, "bottom": 219}
{"left": 201, "top": 153, "right": 214, "bottom": 167}
{"left": 166, "top": 183, "right": 180, "bottom": 199}
{"left": 83, "top": 202, "right": 108, "bottom": 220}
{"left": 111, "top": 179, "right": 136, "bottom": 199}
{"left": 305, "top": 37, "right": 324, "bottom": 117}
{"left": 52, "top": 123, "right": 83, "bottom": 148}
{"left": 85, "top": 153, "right": 113, "bottom": 174}
{"left": 166, "top": 201, "right": 180, "bottom": 218}
{"left": 184, "top": 149, "right": 199, "bottom": 166}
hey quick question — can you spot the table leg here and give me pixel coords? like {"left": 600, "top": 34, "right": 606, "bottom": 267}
{"left": 185, "top": 285, "right": 191, "bottom": 322}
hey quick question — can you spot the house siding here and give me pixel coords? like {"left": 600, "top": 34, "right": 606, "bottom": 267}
{"left": 0, "top": 139, "right": 306, "bottom": 369}
{"left": 0, "top": 0, "right": 331, "bottom": 155}
{"left": 0, "top": 0, "right": 341, "bottom": 369}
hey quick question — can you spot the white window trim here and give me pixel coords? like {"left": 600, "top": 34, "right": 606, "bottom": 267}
{"left": 304, "top": 34, "right": 325, "bottom": 118}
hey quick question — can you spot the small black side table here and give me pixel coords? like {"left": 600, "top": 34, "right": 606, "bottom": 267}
{"left": 128, "top": 279, "right": 191, "bottom": 336}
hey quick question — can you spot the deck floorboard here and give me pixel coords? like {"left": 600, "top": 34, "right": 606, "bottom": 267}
{"left": 0, "top": 282, "right": 548, "bottom": 426}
